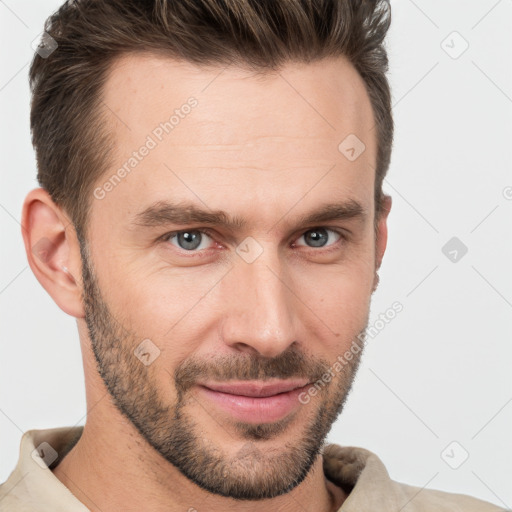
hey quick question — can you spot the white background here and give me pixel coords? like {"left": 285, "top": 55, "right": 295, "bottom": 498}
{"left": 1, "top": 0, "right": 511, "bottom": 508}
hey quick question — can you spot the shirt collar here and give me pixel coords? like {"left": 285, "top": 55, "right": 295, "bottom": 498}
{"left": 323, "top": 443, "right": 400, "bottom": 510}
{"left": 1, "top": 426, "right": 89, "bottom": 511}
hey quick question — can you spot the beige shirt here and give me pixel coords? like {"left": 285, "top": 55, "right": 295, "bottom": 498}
{"left": 0, "top": 427, "right": 505, "bottom": 511}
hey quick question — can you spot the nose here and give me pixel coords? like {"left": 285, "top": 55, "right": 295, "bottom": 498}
{"left": 219, "top": 254, "right": 297, "bottom": 358}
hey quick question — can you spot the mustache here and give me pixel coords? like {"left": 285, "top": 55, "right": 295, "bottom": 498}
{"left": 174, "top": 346, "right": 331, "bottom": 394}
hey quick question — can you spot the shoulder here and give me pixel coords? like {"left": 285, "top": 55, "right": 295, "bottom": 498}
{"left": 390, "top": 480, "right": 507, "bottom": 511}
{"left": 322, "top": 443, "right": 507, "bottom": 511}
{"left": 0, "top": 478, "right": 34, "bottom": 512}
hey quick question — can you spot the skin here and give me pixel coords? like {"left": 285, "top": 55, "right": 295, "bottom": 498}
{"left": 21, "top": 53, "right": 391, "bottom": 512}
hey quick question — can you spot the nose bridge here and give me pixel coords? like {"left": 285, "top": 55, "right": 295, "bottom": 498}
{"left": 220, "top": 250, "right": 297, "bottom": 357}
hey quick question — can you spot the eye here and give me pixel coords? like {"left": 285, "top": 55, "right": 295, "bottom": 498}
{"left": 295, "top": 228, "right": 342, "bottom": 248}
{"left": 164, "top": 230, "right": 214, "bottom": 251}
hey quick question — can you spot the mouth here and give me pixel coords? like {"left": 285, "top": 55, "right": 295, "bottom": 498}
{"left": 199, "top": 379, "right": 310, "bottom": 397}
{"left": 196, "top": 379, "right": 312, "bottom": 424}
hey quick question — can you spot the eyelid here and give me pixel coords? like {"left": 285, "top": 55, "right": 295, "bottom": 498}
{"left": 160, "top": 228, "right": 215, "bottom": 240}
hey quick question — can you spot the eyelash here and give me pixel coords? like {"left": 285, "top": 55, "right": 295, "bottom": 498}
{"left": 159, "top": 227, "right": 347, "bottom": 256}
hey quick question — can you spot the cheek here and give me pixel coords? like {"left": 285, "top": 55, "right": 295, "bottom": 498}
{"left": 289, "top": 252, "right": 374, "bottom": 350}
{"left": 104, "top": 256, "right": 207, "bottom": 316}
{"left": 104, "top": 265, "right": 225, "bottom": 367}
{"left": 302, "top": 271, "right": 371, "bottom": 327}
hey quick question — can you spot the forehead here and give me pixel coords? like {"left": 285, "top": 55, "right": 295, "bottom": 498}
{"left": 94, "top": 52, "right": 377, "bottom": 227}
{"left": 102, "top": 51, "right": 375, "bottom": 147}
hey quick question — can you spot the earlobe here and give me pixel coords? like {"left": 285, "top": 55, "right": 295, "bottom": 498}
{"left": 372, "top": 272, "right": 380, "bottom": 292}
{"left": 21, "top": 188, "right": 85, "bottom": 318}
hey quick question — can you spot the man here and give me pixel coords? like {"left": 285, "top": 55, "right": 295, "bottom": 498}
{"left": 0, "top": 0, "right": 505, "bottom": 510}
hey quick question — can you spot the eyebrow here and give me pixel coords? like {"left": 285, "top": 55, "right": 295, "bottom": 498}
{"left": 131, "top": 199, "right": 367, "bottom": 231}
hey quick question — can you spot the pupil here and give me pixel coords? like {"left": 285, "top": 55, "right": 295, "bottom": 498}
{"left": 178, "top": 231, "right": 201, "bottom": 250}
{"left": 306, "top": 229, "right": 327, "bottom": 247}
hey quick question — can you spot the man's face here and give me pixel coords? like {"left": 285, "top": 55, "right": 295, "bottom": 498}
{"left": 80, "top": 53, "right": 385, "bottom": 499}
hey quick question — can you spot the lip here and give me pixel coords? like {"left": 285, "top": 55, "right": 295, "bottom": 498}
{"left": 199, "top": 379, "right": 310, "bottom": 397}
{"left": 197, "top": 380, "right": 311, "bottom": 424}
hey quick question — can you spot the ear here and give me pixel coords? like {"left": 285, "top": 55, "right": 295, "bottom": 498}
{"left": 373, "top": 194, "right": 392, "bottom": 290}
{"left": 21, "top": 188, "right": 85, "bottom": 318}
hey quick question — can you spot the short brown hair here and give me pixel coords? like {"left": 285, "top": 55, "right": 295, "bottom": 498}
{"left": 29, "top": 0, "right": 393, "bottom": 238}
